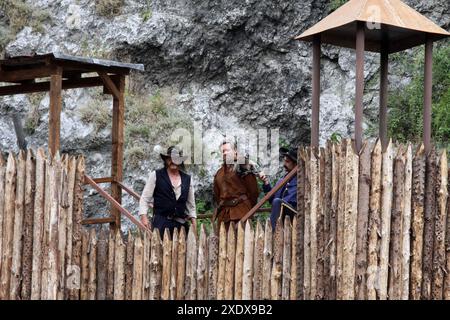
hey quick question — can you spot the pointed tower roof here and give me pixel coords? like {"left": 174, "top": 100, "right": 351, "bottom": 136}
{"left": 295, "top": 0, "right": 449, "bottom": 53}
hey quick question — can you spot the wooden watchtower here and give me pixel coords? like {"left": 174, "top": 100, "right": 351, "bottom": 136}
{"left": 295, "top": 0, "right": 450, "bottom": 153}
{"left": 0, "top": 52, "right": 144, "bottom": 231}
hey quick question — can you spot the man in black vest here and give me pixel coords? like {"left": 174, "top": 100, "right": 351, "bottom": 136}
{"left": 138, "top": 146, "right": 196, "bottom": 236}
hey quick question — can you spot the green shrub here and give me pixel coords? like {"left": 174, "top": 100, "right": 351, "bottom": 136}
{"left": 78, "top": 97, "right": 111, "bottom": 132}
{"left": 0, "top": 0, "right": 49, "bottom": 34}
{"left": 140, "top": 0, "right": 152, "bottom": 22}
{"left": 95, "top": 0, "right": 124, "bottom": 17}
{"left": 0, "top": 24, "right": 14, "bottom": 54}
{"left": 124, "top": 145, "right": 146, "bottom": 168}
{"left": 123, "top": 88, "right": 193, "bottom": 169}
{"left": 387, "top": 43, "right": 450, "bottom": 152}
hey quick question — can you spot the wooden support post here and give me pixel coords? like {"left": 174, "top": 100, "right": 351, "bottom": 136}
{"left": 355, "top": 22, "right": 365, "bottom": 153}
{"left": 49, "top": 67, "right": 63, "bottom": 157}
{"left": 379, "top": 42, "right": 388, "bottom": 151}
{"left": 423, "top": 38, "right": 433, "bottom": 154}
{"left": 311, "top": 35, "right": 321, "bottom": 148}
{"left": 111, "top": 75, "right": 125, "bottom": 231}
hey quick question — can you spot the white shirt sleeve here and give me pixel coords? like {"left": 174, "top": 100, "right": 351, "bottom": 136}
{"left": 138, "top": 171, "right": 156, "bottom": 216}
{"left": 186, "top": 180, "right": 197, "bottom": 218}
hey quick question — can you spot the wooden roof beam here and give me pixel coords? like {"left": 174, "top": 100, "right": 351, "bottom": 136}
{"left": 0, "top": 75, "right": 121, "bottom": 96}
{"left": 0, "top": 65, "right": 57, "bottom": 82}
{"left": 54, "top": 60, "right": 130, "bottom": 75}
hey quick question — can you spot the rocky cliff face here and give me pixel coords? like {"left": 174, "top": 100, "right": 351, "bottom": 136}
{"left": 0, "top": 0, "right": 448, "bottom": 228}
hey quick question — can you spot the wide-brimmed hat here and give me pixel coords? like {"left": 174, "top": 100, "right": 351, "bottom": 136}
{"left": 280, "top": 147, "right": 297, "bottom": 163}
{"left": 160, "top": 146, "right": 188, "bottom": 165}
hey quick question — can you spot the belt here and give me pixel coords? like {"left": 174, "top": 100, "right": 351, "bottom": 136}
{"left": 155, "top": 213, "right": 187, "bottom": 220}
{"left": 219, "top": 194, "right": 248, "bottom": 207}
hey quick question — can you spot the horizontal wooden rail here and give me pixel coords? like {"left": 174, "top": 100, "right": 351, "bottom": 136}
{"left": 82, "top": 176, "right": 113, "bottom": 185}
{"left": 83, "top": 174, "right": 150, "bottom": 234}
{"left": 240, "top": 165, "right": 298, "bottom": 223}
{"left": 81, "top": 217, "right": 116, "bottom": 225}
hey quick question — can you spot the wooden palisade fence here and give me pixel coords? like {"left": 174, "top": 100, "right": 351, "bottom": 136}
{"left": 0, "top": 139, "right": 449, "bottom": 300}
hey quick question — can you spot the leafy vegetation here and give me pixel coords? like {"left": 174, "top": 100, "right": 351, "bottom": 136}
{"left": 0, "top": 0, "right": 50, "bottom": 54}
{"left": 124, "top": 88, "right": 193, "bottom": 169}
{"left": 141, "top": 0, "right": 152, "bottom": 22}
{"left": 387, "top": 44, "right": 450, "bottom": 152}
{"left": 78, "top": 95, "right": 112, "bottom": 133}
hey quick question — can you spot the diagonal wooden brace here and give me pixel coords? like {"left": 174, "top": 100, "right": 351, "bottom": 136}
{"left": 98, "top": 72, "right": 120, "bottom": 99}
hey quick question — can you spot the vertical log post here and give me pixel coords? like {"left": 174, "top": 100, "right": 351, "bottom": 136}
{"left": 217, "top": 223, "right": 227, "bottom": 300}
{"left": 367, "top": 140, "right": 382, "bottom": 300}
{"left": 422, "top": 148, "right": 437, "bottom": 299}
{"left": 161, "top": 229, "right": 172, "bottom": 300}
{"left": 169, "top": 229, "right": 179, "bottom": 300}
{"left": 125, "top": 231, "right": 134, "bottom": 300}
{"left": 110, "top": 75, "right": 125, "bottom": 231}
{"left": 329, "top": 143, "right": 339, "bottom": 300}
{"left": 242, "top": 221, "right": 254, "bottom": 300}
{"left": 57, "top": 157, "right": 68, "bottom": 300}
{"left": 132, "top": 235, "right": 143, "bottom": 300}
{"left": 31, "top": 149, "right": 45, "bottom": 300}
{"left": 149, "top": 229, "right": 162, "bottom": 300}
{"left": 323, "top": 144, "right": 332, "bottom": 300}
{"left": 253, "top": 221, "right": 264, "bottom": 300}
{"left": 303, "top": 149, "right": 311, "bottom": 299}
{"left": 271, "top": 219, "right": 283, "bottom": 300}
{"left": 234, "top": 222, "right": 245, "bottom": 300}
{"left": 0, "top": 154, "right": 16, "bottom": 300}
{"left": 80, "top": 230, "right": 89, "bottom": 300}
{"left": 379, "top": 41, "right": 389, "bottom": 151}
{"left": 388, "top": 146, "right": 406, "bottom": 300}
{"left": 185, "top": 227, "right": 197, "bottom": 300}
{"left": 197, "top": 225, "right": 208, "bottom": 300}
{"left": 401, "top": 144, "right": 413, "bottom": 300}
{"left": 379, "top": 141, "right": 394, "bottom": 300}
{"left": 207, "top": 230, "right": 218, "bottom": 300}
{"left": 262, "top": 220, "right": 273, "bottom": 300}
{"left": 64, "top": 156, "right": 77, "bottom": 299}
{"left": 410, "top": 144, "right": 426, "bottom": 300}
{"left": 10, "top": 151, "right": 26, "bottom": 299}
{"left": 282, "top": 216, "right": 292, "bottom": 300}
{"left": 113, "top": 231, "right": 126, "bottom": 300}
{"left": 336, "top": 141, "right": 346, "bottom": 299}
{"left": 87, "top": 229, "right": 97, "bottom": 300}
{"left": 355, "top": 142, "right": 371, "bottom": 300}
{"left": 224, "top": 223, "right": 235, "bottom": 300}
{"left": 96, "top": 229, "right": 108, "bottom": 300}
{"left": 431, "top": 151, "right": 448, "bottom": 299}
{"left": 311, "top": 35, "right": 321, "bottom": 148}
{"left": 355, "top": 22, "right": 365, "bottom": 153}
{"left": 0, "top": 154, "right": 5, "bottom": 277}
{"left": 295, "top": 149, "right": 306, "bottom": 300}
{"left": 176, "top": 227, "right": 186, "bottom": 300}
{"left": 21, "top": 150, "right": 35, "bottom": 300}
{"left": 106, "top": 230, "right": 116, "bottom": 300}
{"left": 49, "top": 67, "right": 63, "bottom": 157}
{"left": 342, "top": 140, "right": 359, "bottom": 300}
{"left": 142, "top": 232, "right": 151, "bottom": 300}
{"left": 423, "top": 39, "right": 433, "bottom": 154}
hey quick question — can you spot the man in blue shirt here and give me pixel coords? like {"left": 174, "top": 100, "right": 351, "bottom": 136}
{"left": 259, "top": 147, "right": 297, "bottom": 229}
